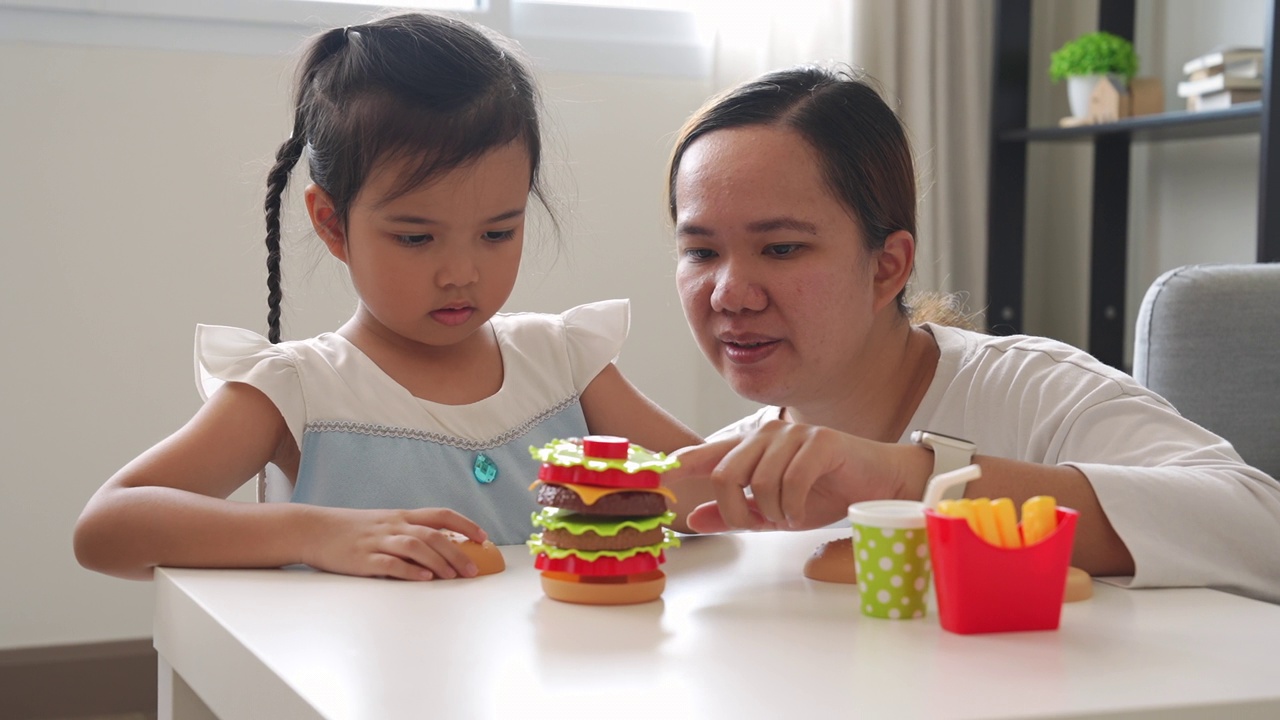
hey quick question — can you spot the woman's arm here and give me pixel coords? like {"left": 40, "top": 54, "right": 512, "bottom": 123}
{"left": 578, "top": 363, "right": 709, "bottom": 532}
{"left": 883, "top": 444, "right": 1133, "bottom": 576}
{"left": 74, "top": 382, "right": 487, "bottom": 580}
{"left": 665, "top": 421, "right": 1134, "bottom": 576}
{"left": 931, "top": 454, "right": 1135, "bottom": 577}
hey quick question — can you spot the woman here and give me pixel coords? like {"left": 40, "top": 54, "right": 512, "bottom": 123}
{"left": 663, "top": 65, "right": 1280, "bottom": 602}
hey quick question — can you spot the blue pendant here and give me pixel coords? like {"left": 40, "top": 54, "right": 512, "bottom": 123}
{"left": 473, "top": 453, "right": 498, "bottom": 484}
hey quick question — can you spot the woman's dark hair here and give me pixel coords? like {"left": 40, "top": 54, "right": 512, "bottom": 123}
{"left": 666, "top": 65, "right": 916, "bottom": 313}
{"left": 263, "top": 13, "right": 546, "bottom": 342}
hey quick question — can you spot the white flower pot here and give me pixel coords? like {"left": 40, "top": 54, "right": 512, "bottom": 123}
{"left": 1067, "top": 73, "right": 1127, "bottom": 118}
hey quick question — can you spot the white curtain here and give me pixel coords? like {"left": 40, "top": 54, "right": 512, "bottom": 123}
{"left": 850, "top": 0, "right": 993, "bottom": 310}
{"left": 699, "top": 0, "right": 994, "bottom": 310}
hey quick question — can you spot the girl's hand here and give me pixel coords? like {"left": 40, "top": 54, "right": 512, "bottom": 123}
{"left": 301, "top": 507, "right": 490, "bottom": 581}
{"left": 667, "top": 421, "right": 916, "bottom": 533}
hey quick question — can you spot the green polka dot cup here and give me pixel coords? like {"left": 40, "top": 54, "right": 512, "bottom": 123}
{"left": 847, "top": 500, "right": 931, "bottom": 620}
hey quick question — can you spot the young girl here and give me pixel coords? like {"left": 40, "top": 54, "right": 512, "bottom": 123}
{"left": 73, "top": 12, "right": 701, "bottom": 582}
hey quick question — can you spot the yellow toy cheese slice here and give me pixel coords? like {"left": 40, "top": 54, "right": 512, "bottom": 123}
{"left": 528, "top": 480, "right": 678, "bottom": 505}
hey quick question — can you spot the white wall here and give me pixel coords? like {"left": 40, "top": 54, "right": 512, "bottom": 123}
{"left": 1024, "top": 0, "right": 1268, "bottom": 360}
{"left": 0, "top": 30, "right": 758, "bottom": 649}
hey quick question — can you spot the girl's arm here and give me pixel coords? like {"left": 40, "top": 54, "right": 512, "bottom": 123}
{"left": 578, "top": 363, "right": 710, "bottom": 533}
{"left": 74, "top": 382, "right": 487, "bottom": 580}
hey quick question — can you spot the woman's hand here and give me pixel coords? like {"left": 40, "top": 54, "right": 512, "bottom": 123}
{"left": 300, "top": 506, "right": 490, "bottom": 581}
{"left": 666, "top": 420, "right": 919, "bottom": 533}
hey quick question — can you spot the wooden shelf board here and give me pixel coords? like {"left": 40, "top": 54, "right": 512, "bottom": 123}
{"left": 999, "top": 102, "right": 1262, "bottom": 143}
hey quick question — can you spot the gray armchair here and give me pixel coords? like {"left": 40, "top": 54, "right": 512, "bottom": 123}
{"left": 1133, "top": 263, "right": 1280, "bottom": 477}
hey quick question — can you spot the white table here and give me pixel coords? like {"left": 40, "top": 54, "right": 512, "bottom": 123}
{"left": 154, "top": 528, "right": 1280, "bottom": 719}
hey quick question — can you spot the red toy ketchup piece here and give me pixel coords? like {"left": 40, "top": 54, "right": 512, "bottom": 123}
{"left": 582, "top": 435, "right": 630, "bottom": 459}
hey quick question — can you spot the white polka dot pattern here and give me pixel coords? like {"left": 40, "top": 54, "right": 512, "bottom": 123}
{"left": 851, "top": 522, "right": 931, "bottom": 620}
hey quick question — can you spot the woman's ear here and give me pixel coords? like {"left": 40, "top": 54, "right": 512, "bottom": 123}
{"left": 872, "top": 230, "right": 915, "bottom": 313}
{"left": 304, "top": 183, "right": 348, "bottom": 263}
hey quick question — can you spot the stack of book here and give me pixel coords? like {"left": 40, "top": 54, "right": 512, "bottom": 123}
{"left": 1178, "top": 47, "right": 1264, "bottom": 111}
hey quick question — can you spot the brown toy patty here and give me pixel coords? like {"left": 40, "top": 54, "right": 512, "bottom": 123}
{"left": 540, "top": 525, "right": 666, "bottom": 552}
{"left": 535, "top": 483, "right": 668, "bottom": 516}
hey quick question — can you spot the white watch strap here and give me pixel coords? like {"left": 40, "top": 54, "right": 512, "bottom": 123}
{"left": 932, "top": 444, "right": 972, "bottom": 501}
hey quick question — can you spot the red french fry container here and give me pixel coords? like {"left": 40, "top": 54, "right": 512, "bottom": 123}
{"left": 924, "top": 507, "right": 1078, "bottom": 635}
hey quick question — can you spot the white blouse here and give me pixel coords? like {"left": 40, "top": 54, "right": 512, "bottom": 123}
{"left": 715, "top": 323, "right": 1280, "bottom": 603}
{"left": 194, "top": 300, "right": 630, "bottom": 545}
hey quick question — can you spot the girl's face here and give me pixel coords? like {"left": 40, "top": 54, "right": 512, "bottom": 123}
{"left": 310, "top": 141, "right": 530, "bottom": 352}
{"left": 674, "top": 125, "right": 882, "bottom": 409}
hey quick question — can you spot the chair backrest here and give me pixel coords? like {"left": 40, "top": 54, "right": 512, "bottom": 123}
{"left": 1133, "top": 263, "right": 1280, "bottom": 478}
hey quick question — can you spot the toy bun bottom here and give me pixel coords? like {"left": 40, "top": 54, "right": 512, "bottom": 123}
{"left": 803, "top": 537, "right": 857, "bottom": 584}
{"left": 540, "top": 570, "right": 665, "bottom": 605}
{"left": 1063, "top": 566, "right": 1093, "bottom": 602}
{"left": 452, "top": 539, "right": 506, "bottom": 576}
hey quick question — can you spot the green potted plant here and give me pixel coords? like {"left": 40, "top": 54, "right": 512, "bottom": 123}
{"left": 1050, "top": 31, "right": 1139, "bottom": 118}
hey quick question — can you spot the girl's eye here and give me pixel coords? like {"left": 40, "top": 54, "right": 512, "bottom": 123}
{"left": 764, "top": 243, "right": 802, "bottom": 258}
{"left": 484, "top": 229, "right": 516, "bottom": 242}
{"left": 681, "top": 247, "right": 716, "bottom": 262}
{"left": 396, "top": 234, "right": 432, "bottom": 247}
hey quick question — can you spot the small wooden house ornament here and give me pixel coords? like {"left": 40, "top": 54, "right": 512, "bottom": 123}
{"left": 1088, "top": 76, "right": 1129, "bottom": 122}
{"left": 1059, "top": 76, "right": 1164, "bottom": 127}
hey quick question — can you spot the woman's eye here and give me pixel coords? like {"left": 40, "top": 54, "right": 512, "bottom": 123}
{"left": 681, "top": 247, "right": 716, "bottom": 261}
{"left": 484, "top": 229, "right": 516, "bottom": 242}
{"left": 764, "top": 243, "right": 802, "bottom": 258}
{"left": 396, "top": 234, "right": 432, "bottom": 246}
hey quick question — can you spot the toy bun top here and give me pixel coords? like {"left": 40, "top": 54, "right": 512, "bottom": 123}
{"left": 445, "top": 534, "right": 506, "bottom": 576}
{"left": 803, "top": 537, "right": 857, "bottom": 584}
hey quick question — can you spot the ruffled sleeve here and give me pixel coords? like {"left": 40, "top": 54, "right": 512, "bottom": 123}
{"left": 194, "top": 325, "right": 306, "bottom": 447}
{"left": 561, "top": 299, "right": 629, "bottom": 393}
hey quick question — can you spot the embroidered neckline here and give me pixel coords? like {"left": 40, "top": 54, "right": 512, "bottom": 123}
{"left": 304, "top": 394, "right": 579, "bottom": 451}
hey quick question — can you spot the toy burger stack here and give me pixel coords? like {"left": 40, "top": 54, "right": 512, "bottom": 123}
{"left": 527, "top": 436, "right": 680, "bottom": 605}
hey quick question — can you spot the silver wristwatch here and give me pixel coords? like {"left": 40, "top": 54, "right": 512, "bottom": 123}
{"left": 910, "top": 430, "right": 977, "bottom": 501}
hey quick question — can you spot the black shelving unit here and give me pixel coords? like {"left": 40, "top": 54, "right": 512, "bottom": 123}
{"left": 987, "top": 0, "right": 1280, "bottom": 368}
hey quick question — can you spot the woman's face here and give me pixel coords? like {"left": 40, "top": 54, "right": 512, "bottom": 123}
{"left": 674, "top": 125, "right": 880, "bottom": 409}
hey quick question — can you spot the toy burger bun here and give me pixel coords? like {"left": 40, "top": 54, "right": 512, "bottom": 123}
{"left": 528, "top": 436, "right": 681, "bottom": 605}
{"left": 540, "top": 568, "right": 667, "bottom": 605}
{"left": 803, "top": 537, "right": 858, "bottom": 584}
{"left": 447, "top": 535, "right": 505, "bottom": 576}
{"left": 1064, "top": 566, "right": 1093, "bottom": 602}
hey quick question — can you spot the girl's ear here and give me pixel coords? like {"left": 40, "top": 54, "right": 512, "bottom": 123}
{"left": 872, "top": 230, "right": 915, "bottom": 313}
{"left": 304, "top": 183, "right": 348, "bottom": 263}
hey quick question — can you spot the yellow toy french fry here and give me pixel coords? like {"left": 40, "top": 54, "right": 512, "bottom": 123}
{"left": 991, "top": 497, "right": 1021, "bottom": 549}
{"left": 969, "top": 498, "right": 1003, "bottom": 547}
{"left": 1021, "top": 496, "right": 1058, "bottom": 546}
{"left": 937, "top": 499, "right": 976, "bottom": 535}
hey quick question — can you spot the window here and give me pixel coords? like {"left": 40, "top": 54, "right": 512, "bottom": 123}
{"left": 529, "top": 0, "right": 690, "bottom": 9}
{"left": 307, "top": 0, "right": 479, "bottom": 9}
{"left": 0, "top": 0, "right": 709, "bottom": 77}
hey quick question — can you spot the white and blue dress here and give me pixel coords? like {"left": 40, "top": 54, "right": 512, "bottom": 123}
{"left": 194, "top": 299, "right": 628, "bottom": 546}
